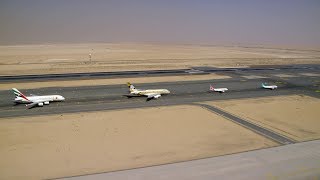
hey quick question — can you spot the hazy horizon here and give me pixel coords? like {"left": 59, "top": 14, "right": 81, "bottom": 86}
{"left": 1, "top": 0, "right": 320, "bottom": 48}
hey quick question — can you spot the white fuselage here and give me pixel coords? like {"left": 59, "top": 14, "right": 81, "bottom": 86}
{"left": 262, "top": 85, "right": 277, "bottom": 90}
{"left": 131, "top": 89, "right": 170, "bottom": 96}
{"left": 14, "top": 95, "right": 65, "bottom": 104}
{"left": 212, "top": 88, "right": 228, "bottom": 93}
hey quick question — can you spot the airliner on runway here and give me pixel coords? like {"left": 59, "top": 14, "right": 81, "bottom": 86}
{"left": 12, "top": 88, "right": 65, "bottom": 109}
{"left": 261, "top": 83, "right": 277, "bottom": 90}
{"left": 124, "top": 82, "right": 170, "bottom": 101}
{"left": 210, "top": 84, "right": 228, "bottom": 93}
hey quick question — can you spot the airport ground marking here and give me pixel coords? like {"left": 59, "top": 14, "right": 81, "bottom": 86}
{"left": 195, "top": 103, "right": 296, "bottom": 145}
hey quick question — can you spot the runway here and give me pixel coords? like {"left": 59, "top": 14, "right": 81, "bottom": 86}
{"left": 0, "top": 69, "right": 191, "bottom": 82}
{"left": 0, "top": 64, "right": 319, "bottom": 118}
{"left": 0, "top": 64, "right": 319, "bottom": 82}
{"left": 0, "top": 79, "right": 316, "bottom": 118}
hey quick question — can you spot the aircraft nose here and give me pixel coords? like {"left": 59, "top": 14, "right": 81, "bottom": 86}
{"left": 61, "top": 96, "right": 65, "bottom": 101}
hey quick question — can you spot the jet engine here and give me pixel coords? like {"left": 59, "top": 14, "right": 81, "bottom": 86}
{"left": 38, "top": 102, "right": 44, "bottom": 106}
{"left": 44, "top": 101, "right": 50, "bottom": 105}
{"left": 154, "top": 94, "right": 161, "bottom": 99}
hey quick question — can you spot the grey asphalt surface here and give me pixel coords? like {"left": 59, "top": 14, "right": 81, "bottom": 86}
{"left": 0, "top": 66, "right": 319, "bottom": 118}
{"left": 0, "top": 69, "right": 191, "bottom": 82}
{"left": 0, "top": 79, "right": 315, "bottom": 118}
{"left": 61, "top": 140, "right": 320, "bottom": 180}
{"left": 0, "top": 64, "right": 319, "bottom": 82}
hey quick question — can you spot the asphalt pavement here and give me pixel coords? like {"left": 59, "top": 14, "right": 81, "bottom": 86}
{"left": 0, "top": 66, "right": 319, "bottom": 118}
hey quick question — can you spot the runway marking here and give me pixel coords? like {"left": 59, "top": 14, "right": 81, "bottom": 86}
{"left": 185, "top": 69, "right": 205, "bottom": 74}
{"left": 196, "top": 104, "right": 296, "bottom": 145}
{"left": 242, "top": 75, "right": 267, "bottom": 79}
{"left": 273, "top": 74, "right": 298, "bottom": 78}
{"left": 275, "top": 81, "right": 286, "bottom": 84}
{"left": 299, "top": 73, "right": 320, "bottom": 77}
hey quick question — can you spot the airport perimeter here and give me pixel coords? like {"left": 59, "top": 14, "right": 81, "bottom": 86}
{"left": 0, "top": 64, "right": 320, "bottom": 179}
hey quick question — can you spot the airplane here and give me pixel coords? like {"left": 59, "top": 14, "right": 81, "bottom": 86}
{"left": 209, "top": 84, "right": 228, "bottom": 93}
{"left": 12, "top": 88, "right": 65, "bottom": 109}
{"left": 261, "top": 83, "right": 277, "bottom": 90}
{"left": 124, "top": 82, "right": 170, "bottom": 101}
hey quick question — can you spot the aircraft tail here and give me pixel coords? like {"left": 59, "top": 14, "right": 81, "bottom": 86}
{"left": 210, "top": 84, "right": 214, "bottom": 91}
{"left": 12, "top": 88, "right": 29, "bottom": 100}
{"left": 261, "top": 83, "right": 266, "bottom": 87}
{"left": 127, "top": 82, "right": 136, "bottom": 92}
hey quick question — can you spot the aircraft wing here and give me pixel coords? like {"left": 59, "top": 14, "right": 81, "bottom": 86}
{"left": 123, "top": 94, "right": 142, "bottom": 98}
{"left": 26, "top": 100, "right": 45, "bottom": 109}
{"left": 145, "top": 93, "right": 159, "bottom": 98}
{"left": 145, "top": 93, "right": 161, "bottom": 101}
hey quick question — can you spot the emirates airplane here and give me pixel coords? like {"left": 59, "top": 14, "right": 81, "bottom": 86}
{"left": 12, "top": 88, "right": 65, "bottom": 109}
{"left": 124, "top": 82, "right": 170, "bottom": 101}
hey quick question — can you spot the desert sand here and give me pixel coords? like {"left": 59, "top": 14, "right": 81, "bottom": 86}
{"left": 0, "top": 43, "right": 319, "bottom": 75}
{"left": 0, "top": 73, "right": 229, "bottom": 90}
{"left": 203, "top": 95, "right": 320, "bottom": 142}
{"left": 0, "top": 105, "right": 277, "bottom": 179}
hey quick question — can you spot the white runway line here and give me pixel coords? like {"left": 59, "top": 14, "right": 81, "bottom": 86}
{"left": 273, "top": 74, "right": 298, "bottom": 78}
{"left": 299, "top": 73, "right": 320, "bottom": 77}
{"left": 242, "top": 75, "right": 267, "bottom": 79}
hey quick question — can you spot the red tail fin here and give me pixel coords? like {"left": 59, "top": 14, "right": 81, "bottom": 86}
{"left": 210, "top": 85, "right": 214, "bottom": 91}
{"left": 12, "top": 88, "right": 29, "bottom": 101}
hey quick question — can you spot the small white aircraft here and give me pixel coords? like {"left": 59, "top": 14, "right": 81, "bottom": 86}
{"left": 12, "top": 88, "right": 65, "bottom": 109}
{"left": 210, "top": 84, "right": 228, "bottom": 93}
{"left": 261, "top": 83, "right": 277, "bottom": 90}
{"left": 124, "top": 82, "right": 170, "bottom": 101}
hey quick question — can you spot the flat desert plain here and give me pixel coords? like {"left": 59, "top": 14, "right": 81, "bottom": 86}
{"left": 202, "top": 95, "right": 320, "bottom": 142}
{"left": 0, "top": 105, "right": 277, "bottom": 180}
{"left": 0, "top": 43, "right": 319, "bottom": 75}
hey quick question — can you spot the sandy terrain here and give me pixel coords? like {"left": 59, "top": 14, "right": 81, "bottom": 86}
{"left": 202, "top": 95, "right": 320, "bottom": 142}
{"left": 0, "top": 105, "right": 277, "bottom": 180}
{"left": 0, "top": 73, "right": 229, "bottom": 90}
{"left": 0, "top": 43, "right": 319, "bottom": 75}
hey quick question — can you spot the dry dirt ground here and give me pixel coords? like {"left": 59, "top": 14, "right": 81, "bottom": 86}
{"left": 0, "top": 105, "right": 277, "bottom": 180}
{"left": 0, "top": 73, "right": 230, "bottom": 90}
{"left": 0, "top": 43, "right": 319, "bottom": 75}
{"left": 202, "top": 95, "right": 320, "bottom": 142}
